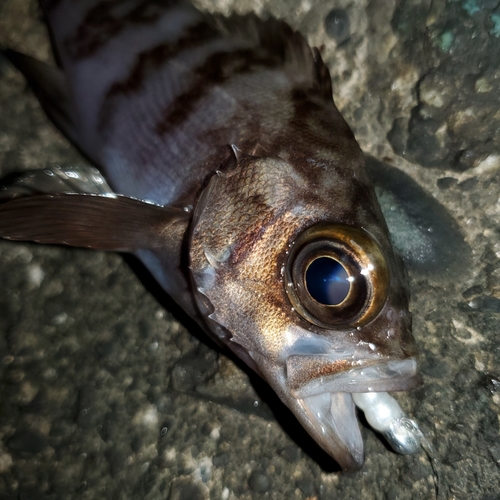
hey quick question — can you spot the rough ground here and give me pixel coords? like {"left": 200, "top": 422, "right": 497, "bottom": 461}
{"left": 0, "top": 0, "right": 499, "bottom": 499}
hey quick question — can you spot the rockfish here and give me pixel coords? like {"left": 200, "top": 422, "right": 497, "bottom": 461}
{"left": 0, "top": 0, "right": 424, "bottom": 470}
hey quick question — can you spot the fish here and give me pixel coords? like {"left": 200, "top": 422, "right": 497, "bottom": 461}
{"left": 0, "top": 0, "right": 424, "bottom": 471}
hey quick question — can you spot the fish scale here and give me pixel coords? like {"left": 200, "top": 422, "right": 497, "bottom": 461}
{"left": 43, "top": 0, "right": 329, "bottom": 206}
{"left": 0, "top": 0, "right": 425, "bottom": 471}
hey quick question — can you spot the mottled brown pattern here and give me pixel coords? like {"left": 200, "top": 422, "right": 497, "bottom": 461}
{"left": 287, "top": 89, "right": 358, "bottom": 158}
{"left": 258, "top": 88, "right": 379, "bottom": 226}
{"left": 191, "top": 156, "right": 319, "bottom": 352}
{"left": 65, "top": 0, "right": 171, "bottom": 59}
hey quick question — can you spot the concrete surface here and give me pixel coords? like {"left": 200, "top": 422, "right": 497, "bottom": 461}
{"left": 0, "top": 0, "right": 499, "bottom": 499}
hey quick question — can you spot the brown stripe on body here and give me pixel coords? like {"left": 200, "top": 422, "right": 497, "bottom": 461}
{"left": 98, "top": 21, "right": 220, "bottom": 133}
{"left": 154, "top": 48, "right": 281, "bottom": 137}
{"left": 65, "top": 0, "right": 177, "bottom": 59}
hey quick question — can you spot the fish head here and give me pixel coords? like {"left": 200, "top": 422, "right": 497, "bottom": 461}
{"left": 189, "top": 150, "right": 418, "bottom": 471}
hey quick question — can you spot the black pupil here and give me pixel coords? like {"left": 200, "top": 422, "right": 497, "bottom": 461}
{"left": 305, "top": 257, "right": 350, "bottom": 305}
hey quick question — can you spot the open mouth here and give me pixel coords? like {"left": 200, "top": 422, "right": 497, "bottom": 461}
{"left": 287, "top": 358, "right": 420, "bottom": 399}
{"left": 282, "top": 358, "right": 420, "bottom": 471}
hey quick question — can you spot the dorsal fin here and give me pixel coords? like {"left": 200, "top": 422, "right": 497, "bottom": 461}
{"left": 208, "top": 13, "right": 333, "bottom": 100}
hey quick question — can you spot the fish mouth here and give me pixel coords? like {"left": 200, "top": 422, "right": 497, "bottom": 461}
{"left": 287, "top": 357, "right": 419, "bottom": 399}
{"left": 282, "top": 357, "right": 419, "bottom": 471}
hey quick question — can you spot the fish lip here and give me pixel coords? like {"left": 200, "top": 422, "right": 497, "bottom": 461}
{"left": 286, "top": 356, "right": 419, "bottom": 399}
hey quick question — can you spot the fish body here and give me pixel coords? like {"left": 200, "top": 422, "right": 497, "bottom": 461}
{"left": 0, "top": 0, "right": 420, "bottom": 470}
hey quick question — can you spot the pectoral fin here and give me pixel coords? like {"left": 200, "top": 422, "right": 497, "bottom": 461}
{"left": 0, "top": 164, "right": 189, "bottom": 252}
{"left": 0, "top": 193, "right": 188, "bottom": 252}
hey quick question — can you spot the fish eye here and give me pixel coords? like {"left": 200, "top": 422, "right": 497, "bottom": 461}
{"left": 284, "top": 223, "right": 390, "bottom": 328}
{"left": 305, "top": 257, "right": 350, "bottom": 306}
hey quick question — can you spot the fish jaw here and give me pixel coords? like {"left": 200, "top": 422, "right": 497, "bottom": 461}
{"left": 250, "top": 331, "right": 419, "bottom": 471}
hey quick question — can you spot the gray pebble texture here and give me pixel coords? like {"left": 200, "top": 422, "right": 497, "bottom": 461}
{"left": 0, "top": 0, "right": 499, "bottom": 499}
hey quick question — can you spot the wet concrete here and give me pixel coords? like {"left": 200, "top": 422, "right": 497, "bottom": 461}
{"left": 0, "top": 0, "right": 499, "bottom": 499}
